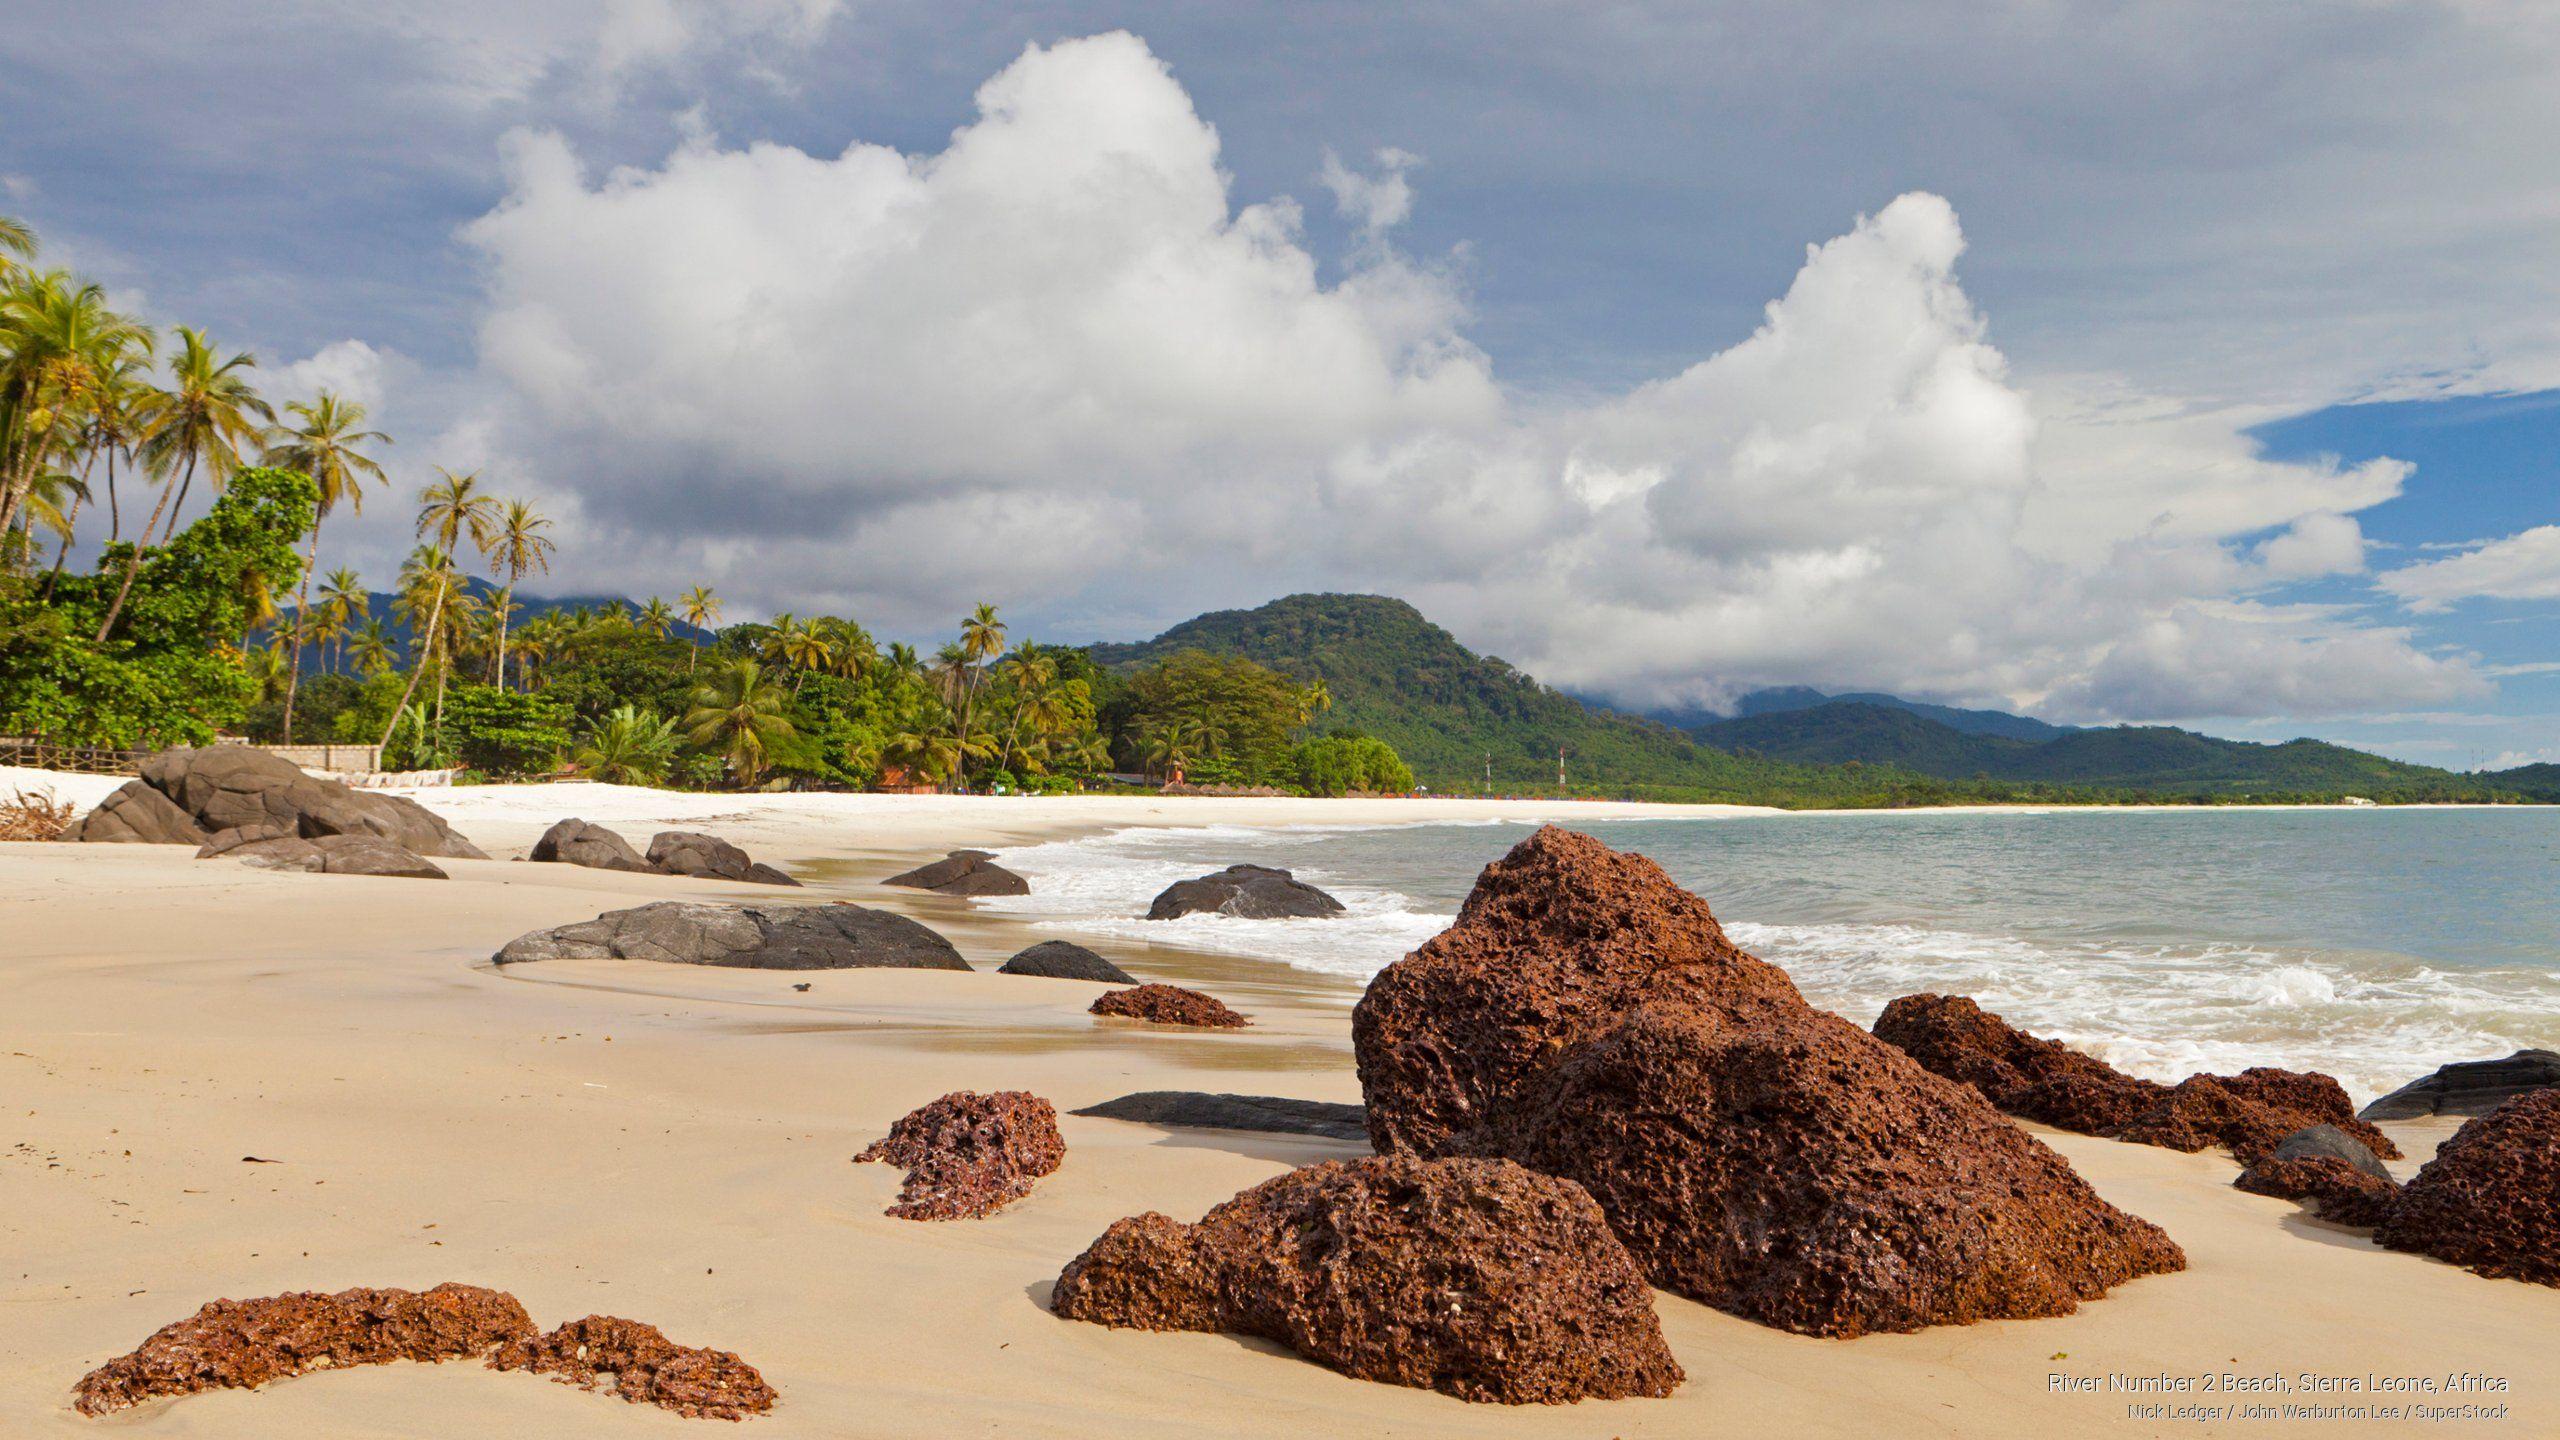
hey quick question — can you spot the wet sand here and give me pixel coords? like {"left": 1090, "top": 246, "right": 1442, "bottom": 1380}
{"left": 2, "top": 779, "right": 2551, "bottom": 1435}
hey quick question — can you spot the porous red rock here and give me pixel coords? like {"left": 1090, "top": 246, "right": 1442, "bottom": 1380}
{"left": 490, "top": 1315, "right": 777, "bottom": 1421}
{"left": 2234, "top": 1156, "right": 2400, "bottom": 1226}
{"left": 854, "top": 1090, "right": 1065, "bottom": 1220}
{"left": 2374, "top": 1089, "right": 2560, "bottom": 1286}
{"left": 1089, "top": 983, "right": 1250, "bottom": 1029}
{"left": 72, "top": 1283, "right": 536, "bottom": 1415}
{"left": 1051, "top": 1155, "right": 1682, "bottom": 1405}
{"left": 2113, "top": 1069, "right": 2401, "bottom": 1166}
{"left": 1354, "top": 826, "right": 2184, "bottom": 1338}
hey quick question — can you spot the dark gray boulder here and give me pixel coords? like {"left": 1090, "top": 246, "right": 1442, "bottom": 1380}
{"left": 65, "top": 781, "right": 208, "bottom": 845}
{"left": 494, "top": 900, "right": 967, "bottom": 970}
{"left": 2360, "top": 1050, "right": 2560, "bottom": 1121}
{"left": 883, "top": 850, "right": 1029, "bottom": 896}
{"left": 1145, "top": 864, "right": 1344, "bottom": 920}
{"left": 530, "top": 818, "right": 657, "bottom": 873}
{"left": 221, "top": 832, "right": 450, "bottom": 879}
{"left": 646, "top": 831, "right": 800, "bottom": 887}
{"left": 81, "top": 746, "right": 487, "bottom": 858}
{"left": 2263, "top": 1123, "right": 2394, "bottom": 1181}
{"left": 1071, "top": 1092, "right": 1371, "bottom": 1142}
{"left": 996, "top": 941, "right": 1136, "bottom": 984}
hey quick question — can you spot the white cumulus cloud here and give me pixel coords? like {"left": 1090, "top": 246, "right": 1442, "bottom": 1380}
{"left": 2380, "top": 525, "right": 2560, "bottom": 612}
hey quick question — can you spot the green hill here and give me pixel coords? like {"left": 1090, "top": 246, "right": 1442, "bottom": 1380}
{"left": 2488, "top": 762, "right": 2560, "bottom": 800}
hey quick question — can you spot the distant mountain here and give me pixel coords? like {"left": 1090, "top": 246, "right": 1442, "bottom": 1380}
{"left": 286, "top": 581, "right": 713, "bottom": 657}
{"left": 1733, "top": 686, "right": 2081, "bottom": 743}
{"left": 2488, "top": 762, "right": 2560, "bottom": 799}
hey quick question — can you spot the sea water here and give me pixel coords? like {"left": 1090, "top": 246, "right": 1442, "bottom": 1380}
{"left": 974, "top": 809, "right": 2560, "bottom": 1103}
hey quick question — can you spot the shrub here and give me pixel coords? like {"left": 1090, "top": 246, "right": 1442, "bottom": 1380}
{"left": 438, "top": 684, "right": 572, "bottom": 776}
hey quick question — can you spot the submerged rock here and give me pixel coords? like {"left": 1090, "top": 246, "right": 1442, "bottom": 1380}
{"left": 1052, "top": 1155, "right": 1682, "bottom": 1405}
{"left": 1072, "top": 1091, "right": 1370, "bottom": 1142}
{"left": 2361, "top": 1050, "right": 2560, "bottom": 1122}
{"left": 1145, "top": 864, "right": 1343, "bottom": 920}
{"left": 2234, "top": 1125, "right": 2400, "bottom": 1226}
{"left": 2375, "top": 1089, "right": 2560, "bottom": 1286}
{"left": 854, "top": 1090, "right": 1066, "bottom": 1220}
{"left": 530, "top": 817, "right": 657, "bottom": 873}
{"left": 996, "top": 940, "right": 1136, "bottom": 983}
{"left": 1090, "top": 983, "right": 1250, "bottom": 1028}
{"left": 72, "top": 1283, "right": 536, "bottom": 1415}
{"left": 490, "top": 1315, "right": 777, "bottom": 1420}
{"left": 1354, "top": 826, "right": 2184, "bottom": 1338}
{"left": 494, "top": 900, "right": 968, "bottom": 970}
{"left": 883, "top": 849, "right": 1030, "bottom": 896}
{"left": 63, "top": 780, "right": 207, "bottom": 845}
{"left": 646, "top": 830, "right": 800, "bottom": 887}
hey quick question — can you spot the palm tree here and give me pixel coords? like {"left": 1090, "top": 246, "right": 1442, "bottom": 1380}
{"left": 774, "top": 616, "right": 834, "bottom": 689}
{"left": 0, "top": 213, "right": 34, "bottom": 279}
{"left": 993, "top": 644, "right": 1057, "bottom": 776}
{"left": 951, "top": 602, "right": 1006, "bottom": 784}
{"left": 575, "top": 705, "right": 680, "bottom": 785}
{"left": 316, "top": 566, "right": 366, "bottom": 672}
{"left": 637, "top": 596, "right": 675, "bottom": 638}
{"left": 99, "top": 327, "right": 263, "bottom": 640}
{"left": 1297, "top": 679, "right": 1333, "bottom": 726}
{"left": 683, "top": 657, "right": 796, "bottom": 788}
{"left": 377, "top": 538, "right": 465, "bottom": 749}
{"left": 262, "top": 391, "right": 389, "bottom": 743}
{"left": 678, "top": 585, "right": 719, "bottom": 673}
{"left": 483, "top": 497, "right": 552, "bottom": 690}
{"left": 375, "top": 470, "right": 497, "bottom": 747}
{"left": 3, "top": 275, "right": 151, "bottom": 545}
{"left": 348, "top": 617, "right": 395, "bottom": 676}
{"left": 54, "top": 355, "right": 153, "bottom": 579}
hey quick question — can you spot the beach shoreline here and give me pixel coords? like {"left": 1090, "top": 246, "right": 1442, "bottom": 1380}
{"left": 4, "top": 775, "right": 2553, "bottom": 1436}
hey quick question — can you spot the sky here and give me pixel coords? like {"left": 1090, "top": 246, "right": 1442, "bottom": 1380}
{"left": 4, "top": 1, "right": 2557, "bottom": 767}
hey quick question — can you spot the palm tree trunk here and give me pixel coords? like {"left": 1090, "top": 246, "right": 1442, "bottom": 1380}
{"left": 379, "top": 585, "right": 446, "bottom": 752}
{"left": 95, "top": 455, "right": 190, "bottom": 643}
{"left": 494, "top": 583, "right": 511, "bottom": 691}
{"left": 280, "top": 515, "right": 322, "bottom": 745}
{"left": 105, "top": 449, "right": 120, "bottom": 543}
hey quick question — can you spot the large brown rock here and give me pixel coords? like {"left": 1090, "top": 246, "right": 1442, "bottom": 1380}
{"left": 2374, "top": 1089, "right": 2560, "bottom": 1286}
{"left": 646, "top": 830, "right": 799, "bottom": 886}
{"left": 62, "top": 779, "right": 208, "bottom": 844}
{"left": 1354, "top": 826, "right": 2184, "bottom": 1338}
{"left": 490, "top": 1315, "right": 776, "bottom": 1420}
{"left": 72, "top": 1283, "right": 536, "bottom": 1415}
{"left": 73, "top": 747, "right": 485, "bottom": 858}
{"left": 883, "top": 849, "right": 1030, "bottom": 896}
{"left": 494, "top": 899, "right": 968, "bottom": 970}
{"left": 530, "top": 817, "right": 657, "bottom": 873}
{"left": 2112, "top": 1069, "right": 2400, "bottom": 1166}
{"left": 854, "top": 1090, "right": 1065, "bottom": 1220}
{"left": 1052, "top": 1155, "right": 1682, "bottom": 1405}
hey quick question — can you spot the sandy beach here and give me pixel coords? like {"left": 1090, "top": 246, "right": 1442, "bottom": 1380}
{"left": 3, "top": 775, "right": 2549, "bottom": 1436}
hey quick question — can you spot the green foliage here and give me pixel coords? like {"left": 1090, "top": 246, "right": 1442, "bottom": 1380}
{"left": 1294, "top": 732, "right": 1416, "bottom": 795}
{"left": 0, "top": 466, "right": 314, "bottom": 745}
{"left": 575, "top": 704, "right": 680, "bottom": 785}
{"left": 1104, "top": 648, "right": 1303, "bottom": 784}
{"left": 244, "top": 670, "right": 362, "bottom": 743}
{"left": 438, "top": 683, "right": 571, "bottom": 776}
{"left": 539, "top": 624, "right": 697, "bottom": 724}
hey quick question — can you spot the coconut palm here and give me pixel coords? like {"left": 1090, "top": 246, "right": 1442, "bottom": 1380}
{"left": 575, "top": 705, "right": 680, "bottom": 786}
{"left": 375, "top": 470, "right": 497, "bottom": 747}
{"left": 99, "top": 327, "right": 263, "bottom": 640}
{"left": 678, "top": 585, "right": 719, "bottom": 672}
{"left": 683, "top": 657, "right": 796, "bottom": 788}
{"left": 636, "top": 596, "right": 675, "bottom": 639}
{"left": 484, "top": 497, "right": 552, "bottom": 690}
{"left": 262, "top": 391, "right": 389, "bottom": 742}
{"left": 951, "top": 602, "right": 1006, "bottom": 781}
{"left": 3, "top": 275, "right": 151, "bottom": 545}
{"left": 773, "top": 615, "right": 834, "bottom": 688}
{"left": 377, "top": 538, "right": 466, "bottom": 749}
{"left": 992, "top": 644, "right": 1057, "bottom": 776}
{"left": 316, "top": 566, "right": 366, "bottom": 672}
{"left": 348, "top": 617, "right": 395, "bottom": 676}
{"left": 1297, "top": 679, "right": 1333, "bottom": 725}
{"left": 0, "top": 213, "right": 34, "bottom": 279}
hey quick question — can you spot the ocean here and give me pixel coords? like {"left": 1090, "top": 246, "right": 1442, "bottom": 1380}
{"left": 976, "top": 808, "right": 2560, "bottom": 1104}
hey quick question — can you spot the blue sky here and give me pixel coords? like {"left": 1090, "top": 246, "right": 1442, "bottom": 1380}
{"left": 4, "top": 3, "right": 2556, "bottom": 766}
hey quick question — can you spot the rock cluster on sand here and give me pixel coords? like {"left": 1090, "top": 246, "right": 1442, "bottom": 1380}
{"left": 491, "top": 1315, "right": 777, "bottom": 1420}
{"left": 72, "top": 1283, "right": 537, "bottom": 1415}
{"left": 1873, "top": 992, "right": 2401, "bottom": 1166}
{"left": 2375, "top": 1089, "right": 2560, "bottom": 1286}
{"left": 1090, "top": 983, "right": 1250, "bottom": 1028}
{"left": 1052, "top": 1154, "right": 1682, "bottom": 1405}
{"left": 647, "top": 830, "right": 800, "bottom": 886}
{"left": 1354, "top": 826, "right": 2184, "bottom": 1338}
{"left": 1072, "top": 1091, "right": 1370, "bottom": 1142}
{"left": 69, "top": 746, "right": 484, "bottom": 858}
{"left": 529, "top": 817, "right": 658, "bottom": 873}
{"left": 854, "top": 1090, "right": 1066, "bottom": 1220}
{"left": 2361, "top": 1049, "right": 2560, "bottom": 1121}
{"left": 494, "top": 900, "right": 968, "bottom": 970}
{"left": 996, "top": 940, "right": 1136, "bottom": 983}
{"left": 883, "top": 849, "right": 1030, "bottom": 896}
{"left": 2233, "top": 1124, "right": 2401, "bottom": 1226}
{"left": 1145, "top": 864, "right": 1343, "bottom": 920}
{"left": 76, "top": 1284, "right": 773, "bottom": 1420}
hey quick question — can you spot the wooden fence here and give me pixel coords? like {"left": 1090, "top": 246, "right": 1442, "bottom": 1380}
{"left": 0, "top": 739, "right": 153, "bottom": 776}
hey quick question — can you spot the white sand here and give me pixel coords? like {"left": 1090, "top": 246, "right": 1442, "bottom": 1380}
{"left": 2, "top": 777, "right": 2551, "bottom": 1435}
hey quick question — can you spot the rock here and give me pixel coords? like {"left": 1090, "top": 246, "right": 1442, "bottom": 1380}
{"left": 645, "top": 830, "right": 800, "bottom": 886}
{"left": 138, "top": 745, "right": 486, "bottom": 858}
{"left": 1091, "top": 983, "right": 1250, "bottom": 1028}
{"left": 1874, "top": 992, "right": 2401, "bottom": 1165}
{"left": 529, "top": 818, "right": 657, "bottom": 873}
{"left": 1353, "top": 826, "right": 2184, "bottom": 1338}
{"left": 195, "top": 822, "right": 296, "bottom": 858}
{"left": 2361, "top": 1049, "right": 2560, "bottom": 1122}
{"left": 63, "top": 779, "right": 208, "bottom": 845}
{"left": 1145, "top": 864, "right": 1344, "bottom": 920}
{"left": 489, "top": 1316, "right": 776, "bottom": 1421}
{"left": 1072, "top": 1091, "right": 1369, "bottom": 1142}
{"left": 2375, "top": 1090, "right": 2560, "bottom": 1286}
{"left": 219, "top": 832, "right": 450, "bottom": 880}
{"left": 494, "top": 900, "right": 969, "bottom": 970}
{"left": 72, "top": 1283, "right": 537, "bottom": 1415}
{"left": 1051, "top": 1155, "right": 1682, "bottom": 1405}
{"left": 996, "top": 940, "right": 1136, "bottom": 983}
{"left": 854, "top": 1090, "right": 1065, "bottom": 1220}
{"left": 883, "top": 849, "right": 1031, "bottom": 896}
{"left": 2233, "top": 1125, "right": 2400, "bottom": 1226}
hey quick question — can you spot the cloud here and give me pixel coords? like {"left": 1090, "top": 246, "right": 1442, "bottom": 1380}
{"left": 2379, "top": 525, "right": 2560, "bottom": 612}
{"left": 272, "top": 339, "right": 396, "bottom": 416}
{"left": 363, "top": 0, "right": 847, "bottom": 107}
{"left": 448, "top": 31, "right": 2486, "bottom": 724}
